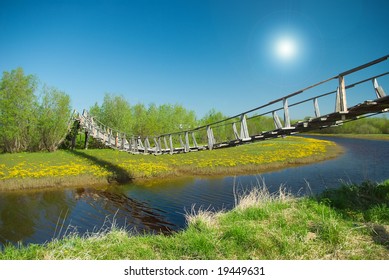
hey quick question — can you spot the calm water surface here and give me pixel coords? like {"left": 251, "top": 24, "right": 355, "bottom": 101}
{"left": 0, "top": 136, "right": 388, "bottom": 247}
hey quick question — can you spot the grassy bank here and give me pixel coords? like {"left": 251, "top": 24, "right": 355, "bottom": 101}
{"left": 1, "top": 180, "right": 388, "bottom": 260}
{"left": 0, "top": 136, "right": 341, "bottom": 191}
{"left": 306, "top": 133, "right": 389, "bottom": 141}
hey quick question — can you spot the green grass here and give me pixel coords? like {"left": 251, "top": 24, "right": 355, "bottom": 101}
{"left": 0, "top": 136, "right": 341, "bottom": 190}
{"left": 318, "top": 180, "right": 389, "bottom": 224}
{"left": 306, "top": 133, "right": 389, "bottom": 141}
{"left": 1, "top": 180, "right": 388, "bottom": 260}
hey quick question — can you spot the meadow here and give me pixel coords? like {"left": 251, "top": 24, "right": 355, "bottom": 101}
{"left": 0, "top": 136, "right": 340, "bottom": 190}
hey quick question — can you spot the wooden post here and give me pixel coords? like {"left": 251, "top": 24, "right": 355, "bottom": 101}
{"left": 232, "top": 122, "right": 240, "bottom": 140}
{"left": 191, "top": 132, "right": 198, "bottom": 148}
{"left": 115, "top": 132, "right": 119, "bottom": 148}
{"left": 169, "top": 134, "right": 174, "bottom": 155}
{"left": 240, "top": 114, "right": 250, "bottom": 140}
{"left": 336, "top": 75, "right": 348, "bottom": 113}
{"left": 154, "top": 137, "right": 160, "bottom": 154}
{"left": 144, "top": 137, "right": 150, "bottom": 154}
{"left": 373, "top": 78, "right": 386, "bottom": 98}
{"left": 313, "top": 98, "right": 321, "bottom": 118}
{"left": 179, "top": 134, "right": 185, "bottom": 149}
{"left": 283, "top": 98, "right": 291, "bottom": 128}
{"left": 272, "top": 111, "right": 282, "bottom": 129}
{"left": 184, "top": 131, "right": 190, "bottom": 152}
{"left": 206, "top": 125, "right": 215, "bottom": 150}
{"left": 335, "top": 87, "right": 340, "bottom": 113}
{"left": 108, "top": 129, "right": 112, "bottom": 146}
{"left": 138, "top": 136, "right": 144, "bottom": 149}
{"left": 158, "top": 137, "right": 162, "bottom": 153}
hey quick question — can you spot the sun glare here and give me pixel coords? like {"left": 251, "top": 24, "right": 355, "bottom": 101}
{"left": 275, "top": 37, "right": 297, "bottom": 61}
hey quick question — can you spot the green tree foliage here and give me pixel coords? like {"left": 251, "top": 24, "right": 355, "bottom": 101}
{"left": 0, "top": 68, "right": 72, "bottom": 153}
{"left": 90, "top": 95, "right": 198, "bottom": 138}
{"left": 198, "top": 109, "right": 230, "bottom": 143}
{"left": 37, "top": 86, "right": 71, "bottom": 151}
{"left": 0, "top": 68, "right": 38, "bottom": 152}
{"left": 247, "top": 115, "right": 276, "bottom": 135}
{"left": 199, "top": 108, "right": 227, "bottom": 126}
{"left": 90, "top": 94, "right": 133, "bottom": 136}
{"left": 315, "top": 116, "right": 389, "bottom": 134}
{"left": 131, "top": 103, "right": 148, "bottom": 137}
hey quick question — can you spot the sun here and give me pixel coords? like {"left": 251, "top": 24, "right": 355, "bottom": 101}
{"left": 275, "top": 37, "right": 298, "bottom": 61}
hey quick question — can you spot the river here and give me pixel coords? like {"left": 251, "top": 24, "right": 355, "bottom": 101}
{"left": 0, "top": 136, "right": 388, "bottom": 248}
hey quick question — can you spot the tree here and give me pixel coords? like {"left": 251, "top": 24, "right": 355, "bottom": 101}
{"left": 131, "top": 103, "right": 148, "bottom": 137}
{"left": 37, "top": 86, "right": 71, "bottom": 151}
{"left": 0, "top": 68, "right": 38, "bottom": 152}
{"left": 198, "top": 109, "right": 230, "bottom": 143}
{"left": 89, "top": 95, "right": 199, "bottom": 140}
{"left": 90, "top": 94, "right": 133, "bottom": 136}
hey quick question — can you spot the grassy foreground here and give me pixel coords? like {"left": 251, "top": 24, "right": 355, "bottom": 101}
{"left": 0, "top": 136, "right": 340, "bottom": 190}
{"left": 1, "top": 180, "right": 388, "bottom": 260}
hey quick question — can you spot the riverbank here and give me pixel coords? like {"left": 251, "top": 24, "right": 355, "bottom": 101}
{"left": 0, "top": 136, "right": 342, "bottom": 191}
{"left": 1, "top": 180, "right": 388, "bottom": 260}
{"left": 305, "top": 133, "right": 389, "bottom": 141}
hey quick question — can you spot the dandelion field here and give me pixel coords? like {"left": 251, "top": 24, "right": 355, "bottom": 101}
{"left": 0, "top": 136, "right": 340, "bottom": 190}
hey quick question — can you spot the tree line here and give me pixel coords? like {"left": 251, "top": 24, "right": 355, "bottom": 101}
{"left": 89, "top": 94, "right": 198, "bottom": 138}
{"left": 313, "top": 116, "right": 389, "bottom": 134}
{"left": 86, "top": 94, "right": 231, "bottom": 147}
{"left": 0, "top": 68, "right": 71, "bottom": 153}
{"left": 87, "top": 95, "right": 279, "bottom": 146}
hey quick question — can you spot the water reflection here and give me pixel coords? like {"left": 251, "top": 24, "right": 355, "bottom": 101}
{"left": 74, "top": 188, "right": 175, "bottom": 233}
{"left": 0, "top": 190, "right": 72, "bottom": 245}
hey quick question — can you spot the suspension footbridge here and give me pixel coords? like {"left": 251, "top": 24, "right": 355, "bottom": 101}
{"left": 72, "top": 55, "right": 389, "bottom": 155}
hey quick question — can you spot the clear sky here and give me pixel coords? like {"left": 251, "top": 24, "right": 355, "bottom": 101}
{"left": 1, "top": 0, "right": 388, "bottom": 119}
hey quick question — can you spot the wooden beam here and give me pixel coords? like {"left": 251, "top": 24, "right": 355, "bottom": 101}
{"left": 272, "top": 111, "right": 282, "bottom": 129}
{"left": 283, "top": 98, "right": 291, "bottom": 128}
{"left": 232, "top": 122, "right": 240, "bottom": 140}
{"left": 313, "top": 98, "right": 321, "bottom": 117}
{"left": 336, "top": 75, "right": 348, "bottom": 113}
{"left": 240, "top": 114, "right": 250, "bottom": 140}
{"left": 206, "top": 125, "right": 215, "bottom": 150}
{"left": 373, "top": 78, "right": 386, "bottom": 98}
{"left": 191, "top": 132, "right": 198, "bottom": 148}
{"left": 169, "top": 134, "right": 174, "bottom": 155}
{"left": 184, "top": 131, "right": 190, "bottom": 152}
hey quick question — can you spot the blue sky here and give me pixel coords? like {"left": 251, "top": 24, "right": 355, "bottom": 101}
{"left": 1, "top": 0, "right": 388, "bottom": 119}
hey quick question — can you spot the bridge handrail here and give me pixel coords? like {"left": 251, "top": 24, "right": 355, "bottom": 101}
{"left": 157, "top": 55, "right": 389, "bottom": 137}
{"left": 76, "top": 54, "right": 389, "bottom": 154}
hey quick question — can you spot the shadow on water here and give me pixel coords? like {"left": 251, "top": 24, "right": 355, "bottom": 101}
{"left": 74, "top": 188, "right": 175, "bottom": 234}
{"left": 67, "top": 149, "right": 133, "bottom": 184}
